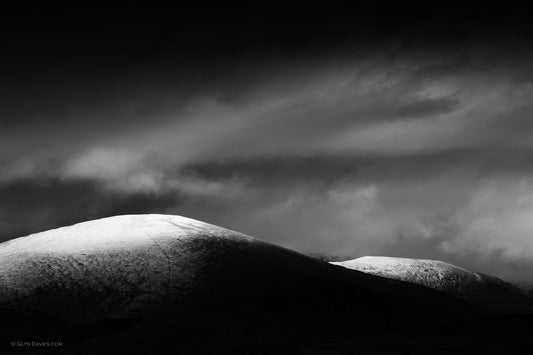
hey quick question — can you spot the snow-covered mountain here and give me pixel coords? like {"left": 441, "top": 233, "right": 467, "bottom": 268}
{"left": 4, "top": 215, "right": 533, "bottom": 352}
{"left": 332, "top": 256, "right": 533, "bottom": 313}
{"left": 0, "top": 214, "right": 478, "bottom": 352}
{"left": 0, "top": 214, "right": 263, "bottom": 320}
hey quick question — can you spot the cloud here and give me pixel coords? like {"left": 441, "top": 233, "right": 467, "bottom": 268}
{"left": 394, "top": 96, "right": 460, "bottom": 118}
{"left": 0, "top": 178, "right": 181, "bottom": 242}
{"left": 62, "top": 147, "right": 163, "bottom": 193}
{"left": 442, "top": 179, "right": 533, "bottom": 261}
{"left": 4, "top": 49, "right": 533, "bottom": 184}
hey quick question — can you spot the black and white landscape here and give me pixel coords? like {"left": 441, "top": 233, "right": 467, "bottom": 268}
{"left": 0, "top": 214, "right": 533, "bottom": 354}
{"left": 2, "top": 2, "right": 533, "bottom": 354}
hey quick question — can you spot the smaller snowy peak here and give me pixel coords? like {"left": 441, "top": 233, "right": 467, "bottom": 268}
{"left": 333, "top": 256, "right": 533, "bottom": 313}
{"left": 333, "top": 256, "right": 479, "bottom": 287}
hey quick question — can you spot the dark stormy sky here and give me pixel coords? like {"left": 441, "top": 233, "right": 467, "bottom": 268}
{"left": 2, "top": 2, "right": 533, "bottom": 282}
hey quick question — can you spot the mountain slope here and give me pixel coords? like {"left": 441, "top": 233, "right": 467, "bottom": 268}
{"left": 333, "top": 256, "right": 533, "bottom": 314}
{"left": 0, "top": 214, "right": 480, "bottom": 353}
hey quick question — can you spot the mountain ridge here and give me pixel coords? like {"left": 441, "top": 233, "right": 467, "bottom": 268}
{"left": 332, "top": 256, "right": 533, "bottom": 314}
{"left": 0, "top": 214, "right": 529, "bottom": 353}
